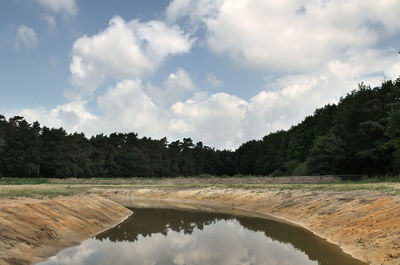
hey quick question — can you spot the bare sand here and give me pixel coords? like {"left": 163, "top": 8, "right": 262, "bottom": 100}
{"left": 0, "top": 195, "right": 131, "bottom": 265}
{"left": 1, "top": 182, "right": 400, "bottom": 265}
{"left": 98, "top": 186, "right": 400, "bottom": 265}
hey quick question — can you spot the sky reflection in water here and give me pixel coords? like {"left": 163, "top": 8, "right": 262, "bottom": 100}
{"left": 38, "top": 208, "right": 366, "bottom": 265}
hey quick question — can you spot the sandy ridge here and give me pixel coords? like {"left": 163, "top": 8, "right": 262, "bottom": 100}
{"left": 98, "top": 187, "right": 400, "bottom": 265}
{"left": 0, "top": 195, "right": 132, "bottom": 265}
{"left": 1, "top": 185, "right": 399, "bottom": 265}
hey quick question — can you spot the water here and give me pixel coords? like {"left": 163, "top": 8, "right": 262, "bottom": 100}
{"left": 38, "top": 207, "right": 367, "bottom": 265}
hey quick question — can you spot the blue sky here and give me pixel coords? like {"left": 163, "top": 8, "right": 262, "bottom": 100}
{"left": 1, "top": 0, "right": 400, "bottom": 149}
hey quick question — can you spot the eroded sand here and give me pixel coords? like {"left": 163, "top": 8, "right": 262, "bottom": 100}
{"left": 97, "top": 187, "right": 400, "bottom": 265}
{"left": 0, "top": 195, "right": 132, "bottom": 265}
{"left": 1, "top": 185, "right": 400, "bottom": 265}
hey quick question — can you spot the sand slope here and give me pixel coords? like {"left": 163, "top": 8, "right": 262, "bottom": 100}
{"left": 0, "top": 195, "right": 131, "bottom": 265}
{"left": 99, "top": 187, "right": 400, "bottom": 265}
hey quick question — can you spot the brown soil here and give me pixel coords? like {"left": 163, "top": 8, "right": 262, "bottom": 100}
{"left": 1, "top": 183, "right": 399, "bottom": 265}
{"left": 97, "top": 187, "right": 400, "bottom": 265}
{"left": 0, "top": 195, "right": 132, "bottom": 265}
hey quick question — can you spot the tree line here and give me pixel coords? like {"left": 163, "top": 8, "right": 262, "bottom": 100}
{"left": 0, "top": 78, "right": 399, "bottom": 178}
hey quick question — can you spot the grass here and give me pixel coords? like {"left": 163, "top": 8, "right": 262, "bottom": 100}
{"left": 1, "top": 175, "right": 399, "bottom": 185}
{"left": 265, "top": 182, "right": 400, "bottom": 195}
{"left": 0, "top": 185, "right": 89, "bottom": 198}
{"left": 340, "top": 176, "right": 400, "bottom": 183}
{"left": 1, "top": 176, "right": 400, "bottom": 198}
{"left": 0, "top": 177, "right": 50, "bottom": 185}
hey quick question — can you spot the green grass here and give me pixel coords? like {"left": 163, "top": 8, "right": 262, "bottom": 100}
{"left": 337, "top": 176, "right": 400, "bottom": 183}
{"left": 1, "top": 175, "right": 398, "bottom": 186}
{"left": 1, "top": 177, "right": 400, "bottom": 198}
{"left": 267, "top": 182, "right": 400, "bottom": 195}
{"left": 0, "top": 177, "right": 50, "bottom": 185}
{"left": 0, "top": 185, "right": 89, "bottom": 198}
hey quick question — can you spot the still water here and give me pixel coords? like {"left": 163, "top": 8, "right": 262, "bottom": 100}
{"left": 38, "top": 207, "right": 367, "bottom": 265}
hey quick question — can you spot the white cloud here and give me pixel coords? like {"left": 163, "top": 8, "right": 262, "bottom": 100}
{"left": 7, "top": 1, "right": 400, "bottom": 150}
{"left": 242, "top": 49, "right": 400, "bottom": 140}
{"left": 166, "top": 0, "right": 223, "bottom": 30}
{"left": 169, "top": 92, "right": 248, "bottom": 149}
{"left": 205, "top": 73, "right": 223, "bottom": 88}
{"left": 14, "top": 101, "right": 97, "bottom": 133}
{"left": 146, "top": 68, "right": 196, "bottom": 109}
{"left": 36, "top": 0, "right": 77, "bottom": 16}
{"left": 163, "top": 68, "right": 196, "bottom": 103}
{"left": 163, "top": 49, "right": 399, "bottom": 149}
{"left": 97, "top": 79, "right": 163, "bottom": 136}
{"left": 15, "top": 25, "right": 38, "bottom": 49}
{"left": 67, "top": 16, "right": 194, "bottom": 99}
{"left": 146, "top": 68, "right": 196, "bottom": 110}
{"left": 8, "top": 49, "right": 400, "bottom": 149}
{"left": 165, "top": 68, "right": 196, "bottom": 93}
{"left": 133, "top": 20, "right": 196, "bottom": 62}
{"left": 167, "top": 0, "right": 400, "bottom": 72}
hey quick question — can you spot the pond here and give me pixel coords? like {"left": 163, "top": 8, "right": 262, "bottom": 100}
{"left": 38, "top": 207, "right": 367, "bottom": 265}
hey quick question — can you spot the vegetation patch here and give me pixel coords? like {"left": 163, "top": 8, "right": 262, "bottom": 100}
{"left": 0, "top": 185, "right": 88, "bottom": 198}
{"left": 0, "top": 177, "right": 50, "bottom": 185}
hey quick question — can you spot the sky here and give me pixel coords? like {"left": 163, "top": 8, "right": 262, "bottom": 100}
{"left": 1, "top": 0, "right": 400, "bottom": 150}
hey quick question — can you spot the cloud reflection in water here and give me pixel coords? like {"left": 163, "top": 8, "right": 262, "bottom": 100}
{"left": 39, "top": 219, "right": 316, "bottom": 265}
{"left": 38, "top": 207, "right": 366, "bottom": 265}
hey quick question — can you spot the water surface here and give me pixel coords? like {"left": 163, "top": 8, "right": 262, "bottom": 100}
{"left": 38, "top": 207, "right": 367, "bottom": 265}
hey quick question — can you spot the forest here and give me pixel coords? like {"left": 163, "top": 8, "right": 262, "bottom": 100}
{"left": 0, "top": 78, "right": 399, "bottom": 178}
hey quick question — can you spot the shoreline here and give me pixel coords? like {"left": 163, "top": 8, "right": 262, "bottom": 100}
{"left": 98, "top": 187, "right": 400, "bottom": 265}
{"left": 0, "top": 195, "right": 132, "bottom": 265}
{"left": 117, "top": 197, "right": 368, "bottom": 263}
{"left": 1, "top": 184, "right": 400, "bottom": 265}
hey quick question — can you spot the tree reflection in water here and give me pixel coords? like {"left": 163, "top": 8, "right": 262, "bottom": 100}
{"left": 96, "top": 208, "right": 230, "bottom": 242}
{"left": 38, "top": 208, "right": 367, "bottom": 265}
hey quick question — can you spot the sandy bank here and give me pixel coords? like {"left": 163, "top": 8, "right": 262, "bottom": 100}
{"left": 97, "top": 187, "right": 400, "bottom": 265}
{"left": 0, "top": 195, "right": 132, "bottom": 265}
{"left": 1, "top": 184, "right": 399, "bottom": 265}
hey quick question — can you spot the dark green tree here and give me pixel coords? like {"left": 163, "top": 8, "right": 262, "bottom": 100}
{"left": 307, "top": 134, "right": 346, "bottom": 175}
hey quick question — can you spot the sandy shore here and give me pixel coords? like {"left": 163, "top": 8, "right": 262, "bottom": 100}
{"left": 98, "top": 187, "right": 400, "bottom": 265}
{"left": 0, "top": 195, "right": 132, "bottom": 265}
{"left": 1, "top": 183, "right": 400, "bottom": 265}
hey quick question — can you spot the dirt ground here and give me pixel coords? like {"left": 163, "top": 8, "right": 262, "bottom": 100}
{"left": 97, "top": 185, "right": 400, "bottom": 265}
{"left": 0, "top": 195, "right": 131, "bottom": 265}
{"left": 1, "top": 180, "right": 400, "bottom": 265}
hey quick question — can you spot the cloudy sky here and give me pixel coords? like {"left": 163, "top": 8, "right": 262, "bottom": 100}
{"left": 1, "top": 0, "right": 400, "bottom": 149}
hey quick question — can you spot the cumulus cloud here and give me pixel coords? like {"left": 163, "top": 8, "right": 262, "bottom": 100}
{"left": 166, "top": 0, "right": 223, "bottom": 30}
{"left": 96, "top": 79, "right": 163, "bottom": 136}
{"left": 8, "top": 1, "right": 400, "bottom": 149}
{"left": 165, "top": 68, "right": 196, "bottom": 94}
{"left": 165, "top": 49, "right": 399, "bottom": 148}
{"left": 169, "top": 92, "right": 248, "bottom": 149}
{"left": 167, "top": 0, "right": 400, "bottom": 72}
{"left": 11, "top": 50, "right": 400, "bottom": 149}
{"left": 36, "top": 0, "right": 77, "bottom": 16}
{"left": 133, "top": 20, "right": 196, "bottom": 61}
{"left": 147, "top": 68, "right": 196, "bottom": 107}
{"left": 67, "top": 16, "right": 194, "bottom": 99}
{"left": 12, "top": 101, "right": 97, "bottom": 133}
{"left": 15, "top": 25, "right": 38, "bottom": 49}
